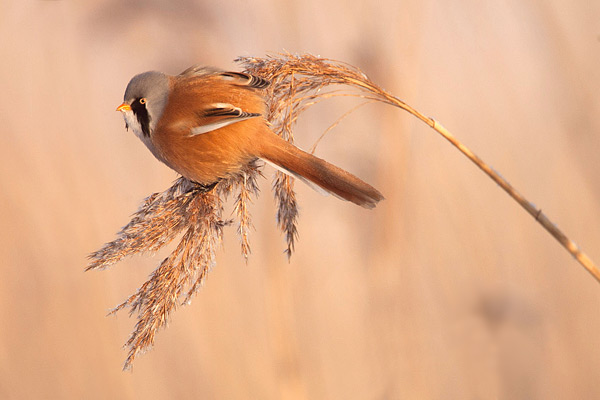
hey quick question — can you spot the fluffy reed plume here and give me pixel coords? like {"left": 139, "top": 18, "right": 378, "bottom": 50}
{"left": 88, "top": 53, "right": 599, "bottom": 370}
{"left": 87, "top": 164, "right": 262, "bottom": 369}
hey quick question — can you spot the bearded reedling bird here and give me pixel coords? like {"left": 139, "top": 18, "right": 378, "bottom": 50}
{"left": 116, "top": 65, "right": 384, "bottom": 208}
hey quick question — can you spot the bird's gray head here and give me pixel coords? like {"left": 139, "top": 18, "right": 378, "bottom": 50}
{"left": 119, "top": 71, "right": 170, "bottom": 140}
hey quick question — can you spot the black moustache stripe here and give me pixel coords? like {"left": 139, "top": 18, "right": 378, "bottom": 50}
{"left": 131, "top": 99, "right": 151, "bottom": 137}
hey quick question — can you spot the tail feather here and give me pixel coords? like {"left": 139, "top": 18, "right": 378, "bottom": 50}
{"left": 258, "top": 134, "right": 384, "bottom": 209}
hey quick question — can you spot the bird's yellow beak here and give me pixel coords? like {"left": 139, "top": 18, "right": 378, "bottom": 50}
{"left": 116, "top": 103, "right": 131, "bottom": 112}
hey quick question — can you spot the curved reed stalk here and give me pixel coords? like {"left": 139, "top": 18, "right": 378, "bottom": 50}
{"left": 239, "top": 53, "right": 600, "bottom": 284}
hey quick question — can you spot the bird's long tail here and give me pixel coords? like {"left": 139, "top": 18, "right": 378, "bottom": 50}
{"left": 258, "top": 133, "right": 384, "bottom": 209}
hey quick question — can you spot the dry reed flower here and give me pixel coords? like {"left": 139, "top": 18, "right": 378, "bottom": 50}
{"left": 87, "top": 164, "right": 262, "bottom": 369}
{"left": 88, "top": 52, "right": 599, "bottom": 370}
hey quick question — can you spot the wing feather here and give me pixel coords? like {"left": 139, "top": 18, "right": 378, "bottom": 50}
{"left": 190, "top": 103, "right": 261, "bottom": 136}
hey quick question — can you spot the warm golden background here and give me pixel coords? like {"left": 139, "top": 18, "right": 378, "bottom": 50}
{"left": 1, "top": 1, "right": 599, "bottom": 399}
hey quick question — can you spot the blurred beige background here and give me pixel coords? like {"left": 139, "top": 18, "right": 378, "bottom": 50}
{"left": 1, "top": 0, "right": 599, "bottom": 399}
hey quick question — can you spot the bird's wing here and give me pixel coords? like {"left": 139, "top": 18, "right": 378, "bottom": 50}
{"left": 169, "top": 67, "right": 269, "bottom": 136}
{"left": 179, "top": 65, "right": 270, "bottom": 90}
{"left": 216, "top": 71, "right": 270, "bottom": 89}
{"left": 190, "top": 103, "right": 261, "bottom": 136}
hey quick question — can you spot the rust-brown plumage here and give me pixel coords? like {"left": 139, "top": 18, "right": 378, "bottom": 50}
{"left": 119, "top": 66, "right": 384, "bottom": 208}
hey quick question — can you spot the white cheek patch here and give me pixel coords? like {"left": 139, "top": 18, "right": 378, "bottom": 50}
{"left": 122, "top": 111, "right": 164, "bottom": 162}
{"left": 123, "top": 112, "right": 145, "bottom": 140}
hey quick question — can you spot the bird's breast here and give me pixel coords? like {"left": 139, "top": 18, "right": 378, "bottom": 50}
{"left": 152, "top": 117, "right": 267, "bottom": 185}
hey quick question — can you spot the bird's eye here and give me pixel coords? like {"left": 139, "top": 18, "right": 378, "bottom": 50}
{"left": 139, "top": 98, "right": 147, "bottom": 105}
